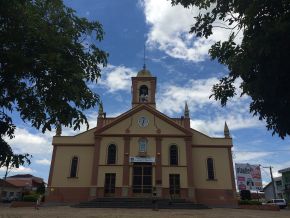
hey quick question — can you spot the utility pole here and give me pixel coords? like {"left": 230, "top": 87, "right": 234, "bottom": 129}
{"left": 263, "top": 166, "right": 276, "bottom": 199}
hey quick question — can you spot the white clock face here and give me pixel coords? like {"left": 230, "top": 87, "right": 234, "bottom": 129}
{"left": 138, "top": 116, "right": 149, "bottom": 127}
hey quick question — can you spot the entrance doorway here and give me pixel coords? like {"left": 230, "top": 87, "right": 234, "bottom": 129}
{"left": 104, "top": 173, "right": 116, "bottom": 197}
{"left": 169, "top": 174, "right": 180, "bottom": 198}
{"left": 132, "top": 163, "right": 152, "bottom": 195}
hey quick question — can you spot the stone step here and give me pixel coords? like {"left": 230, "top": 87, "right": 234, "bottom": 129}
{"left": 72, "top": 198, "right": 209, "bottom": 209}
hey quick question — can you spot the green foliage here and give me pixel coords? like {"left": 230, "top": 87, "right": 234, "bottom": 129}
{"left": 171, "top": 0, "right": 290, "bottom": 138}
{"left": 0, "top": 0, "right": 108, "bottom": 164}
{"left": 238, "top": 200, "right": 262, "bottom": 205}
{"left": 0, "top": 146, "right": 31, "bottom": 179}
{"left": 23, "top": 194, "right": 39, "bottom": 202}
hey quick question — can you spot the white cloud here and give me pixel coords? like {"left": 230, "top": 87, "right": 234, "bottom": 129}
{"left": 4, "top": 128, "right": 52, "bottom": 155}
{"left": 35, "top": 159, "right": 51, "bottom": 166}
{"left": 234, "top": 152, "right": 273, "bottom": 163}
{"left": 157, "top": 77, "right": 219, "bottom": 115}
{"left": 157, "top": 77, "right": 262, "bottom": 136}
{"left": 143, "top": 0, "right": 243, "bottom": 62}
{"left": 0, "top": 166, "right": 36, "bottom": 175}
{"left": 266, "top": 161, "right": 290, "bottom": 178}
{"left": 99, "top": 65, "right": 136, "bottom": 92}
{"left": 191, "top": 115, "right": 261, "bottom": 136}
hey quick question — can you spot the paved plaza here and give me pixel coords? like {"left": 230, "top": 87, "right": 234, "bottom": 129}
{"left": 0, "top": 206, "right": 289, "bottom": 218}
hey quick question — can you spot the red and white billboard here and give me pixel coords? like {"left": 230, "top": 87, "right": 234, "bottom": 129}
{"left": 235, "top": 163, "right": 262, "bottom": 191}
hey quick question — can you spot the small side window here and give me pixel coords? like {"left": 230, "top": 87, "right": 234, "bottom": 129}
{"left": 107, "top": 144, "right": 117, "bottom": 164}
{"left": 70, "top": 156, "right": 78, "bottom": 178}
{"left": 207, "top": 158, "right": 215, "bottom": 180}
{"left": 169, "top": 145, "right": 178, "bottom": 165}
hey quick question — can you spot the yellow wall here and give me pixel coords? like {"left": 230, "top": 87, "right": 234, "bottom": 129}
{"left": 102, "top": 109, "right": 184, "bottom": 135}
{"left": 50, "top": 106, "right": 234, "bottom": 191}
{"left": 97, "top": 166, "right": 123, "bottom": 187}
{"left": 161, "top": 138, "right": 186, "bottom": 165}
{"left": 99, "top": 137, "right": 124, "bottom": 165}
{"left": 51, "top": 146, "right": 94, "bottom": 187}
{"left": 192, "top": 129, "right": 232, "bottom": 146}
{"left": 162, "top": 167, "right": 188, "bottom": 188}
{"left": 130, "top": 137, "right": 156, "bottom": 157}
{"left": 192, "top": 147, "right": 232, "bottom": 189}
{"left": 53, "top": 128, "right": 96, "bottom": 145}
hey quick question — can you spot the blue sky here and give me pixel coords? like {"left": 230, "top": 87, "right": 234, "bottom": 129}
{"left": 1, "top": 0, "right": 290, "bottom": 186}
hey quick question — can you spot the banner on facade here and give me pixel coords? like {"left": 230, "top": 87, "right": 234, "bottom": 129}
{"left": 235, "top": 163, "right": 262, "bottom": 191}
{"left": 129, "top": 156, "right": 155, "bottom": 163}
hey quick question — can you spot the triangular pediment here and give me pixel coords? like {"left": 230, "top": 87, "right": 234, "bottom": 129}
{"left": 95, "top": 105, "right": 191, "bottom": 136}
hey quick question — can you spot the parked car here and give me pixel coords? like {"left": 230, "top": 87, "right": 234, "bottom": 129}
{"left": 266, "top": 199, "right": 287, "bottom": 209}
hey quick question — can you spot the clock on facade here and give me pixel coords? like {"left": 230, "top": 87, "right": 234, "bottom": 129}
{"left": 138, "top": 116, "right": 149, "bottom": 127}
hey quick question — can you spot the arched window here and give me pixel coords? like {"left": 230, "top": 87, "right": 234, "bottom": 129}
{"left": 139, "top": 138, "right": 148, "bottom": 153}
{"left": 169, "top": 145, "right": 178, "bottom": 165}
{"left": 70, "top": 156, "right": 78, "bottom": 178}
{"left": 107, "top": 144, "right": 116, "bottom": 164}
{"left": 139, "top": 85, "right": 148, "bottom": 102}
{"left": 207, "top": 158, "right": 215, "bottom": 180}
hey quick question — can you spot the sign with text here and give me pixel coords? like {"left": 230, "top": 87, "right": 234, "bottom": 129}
{"left": 235, "top": 163, "right": 262, "bottom": 191}
{"left": 129, "top": 156, "right": 155, "bottom": 163}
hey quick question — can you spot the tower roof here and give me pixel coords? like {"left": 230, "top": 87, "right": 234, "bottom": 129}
{"left": 137, "top": 67, "right": 152, "bottom": 77}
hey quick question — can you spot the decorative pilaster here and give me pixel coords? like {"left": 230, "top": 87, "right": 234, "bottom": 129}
{"left": 122, "top": 136, "right": 131, "bottom": 186}
{"left": 132, "top": 79, "right": 138, "bottom": 107}
{"left": 150, "top": 79, "right": 156, "bottom": 108}
{"left": 91, "top": 136, "right": 102, "bottom": 186}
{"left": 48, "top": 145, "right": 57, "bottom": 187}
{"left": 185, "top": 136, "right": 196, "bottom": 201}
{"left": 155, "top": 137, "right": 162, "bottom": 184}
{"left": 228, "top": 147, "right": 237, "bottom": 201}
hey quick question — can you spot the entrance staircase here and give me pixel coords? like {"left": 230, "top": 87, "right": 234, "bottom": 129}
{"left": 72, "top": 197, "right": 209, "bottom": 209}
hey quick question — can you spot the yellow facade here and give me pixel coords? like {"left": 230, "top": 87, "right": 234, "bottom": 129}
{"left": 47, "top": 68, "right": 237, "bottom": 206}
{"left": 51, "top": 146, "right": 94, "bottom": 187}
{"left": 192, "top": 147, "right": 232, "bottom": 189}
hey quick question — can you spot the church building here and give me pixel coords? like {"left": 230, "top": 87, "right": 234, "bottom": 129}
{"left": 47, "top": 67, "right": 237, "bottom": 207}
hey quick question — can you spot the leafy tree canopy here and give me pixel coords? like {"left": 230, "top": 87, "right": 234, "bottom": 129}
{"left": 0, "top": 0, "right": 108, "bottom": 167}
{"left": 171, "top": 0, "right": 290, "bottom": 138}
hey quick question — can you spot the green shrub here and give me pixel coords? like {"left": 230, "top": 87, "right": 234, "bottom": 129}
{"left": 23, "top": 194, "right": 38, "bottom": 202}
{"left": 239, "top": 200, "right": 262, "bottom": 205}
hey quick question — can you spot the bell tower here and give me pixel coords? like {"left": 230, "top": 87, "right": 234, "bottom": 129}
{"left": 131, "top": 66, "right": 156, "bottom": 108}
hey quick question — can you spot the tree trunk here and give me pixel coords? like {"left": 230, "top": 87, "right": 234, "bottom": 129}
{"left": 0, "top": 164, "right": 9, "bottom": 199}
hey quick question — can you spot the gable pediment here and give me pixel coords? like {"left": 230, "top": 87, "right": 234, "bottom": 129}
{"left": 96, "top": 105, "right": 191, "bottom": 136}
